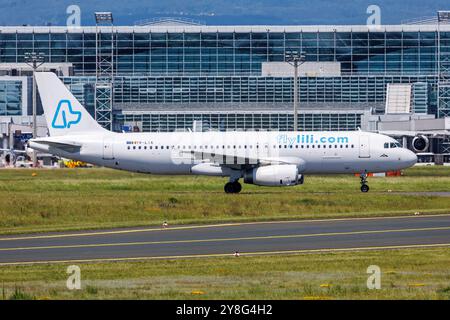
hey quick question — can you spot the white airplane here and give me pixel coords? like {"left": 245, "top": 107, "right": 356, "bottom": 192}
{"left": 29, "top": 72, "right": 417, "bottom": 193}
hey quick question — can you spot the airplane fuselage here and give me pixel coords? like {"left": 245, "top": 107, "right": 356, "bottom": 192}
{"left": 30, "top": 130, "right": 417, "bottom": 175}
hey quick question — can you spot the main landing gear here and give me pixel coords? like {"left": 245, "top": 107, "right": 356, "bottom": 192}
{"left": 360, "top": 172, "right": 370, "bottom": 193}
{"left": 224, "top": 181, "right": 242, "bottom": 194}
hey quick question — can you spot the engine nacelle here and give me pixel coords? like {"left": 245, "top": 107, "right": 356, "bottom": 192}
{"left": 412, "top": 135, "right": 429, "bottom": 152}
{"left": 244, "top": 165, "right": 301, "bottom": 187}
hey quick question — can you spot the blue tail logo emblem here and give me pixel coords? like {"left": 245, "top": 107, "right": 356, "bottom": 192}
{"left": 51, "top": 100, "right": 82, "bottom": 129}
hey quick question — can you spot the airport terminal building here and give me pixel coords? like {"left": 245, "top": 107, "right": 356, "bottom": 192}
{"left": 1, "top": 15, "right": 450, "bottom": 161}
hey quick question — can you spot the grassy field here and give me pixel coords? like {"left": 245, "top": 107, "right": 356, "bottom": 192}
{"left": 0, "top": 166, "right": 449, "bottom": 234}
{"left": 0, "top": 248, "right": 449, "bottom": 300}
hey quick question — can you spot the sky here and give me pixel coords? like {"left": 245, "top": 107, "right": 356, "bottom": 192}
{"left": 0, "top": 0, "right": 449, "bottom": 26}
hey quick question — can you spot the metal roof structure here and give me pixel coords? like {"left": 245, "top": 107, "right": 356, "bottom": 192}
{"left": 1, "top": 24, "right": 450, "bottom": 33}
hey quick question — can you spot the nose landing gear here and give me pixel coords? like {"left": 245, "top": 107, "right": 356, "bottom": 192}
{"left": 360, "top": 172, "right": 370, "bottom": 193}
{"left": 224, "top": 181, "right": 242, "bottom": 194}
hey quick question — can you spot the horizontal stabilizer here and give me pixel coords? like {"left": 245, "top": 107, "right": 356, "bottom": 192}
{"left": 29, "top": 140, "right": 82, "bottom": 153}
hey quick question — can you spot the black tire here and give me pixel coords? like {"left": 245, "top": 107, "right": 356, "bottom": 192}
{"left": 224, "top": 182, "right": 234, "bottom": 193}
{"left": 232, "top": 181, "right": 242, "bottom": 193}
{"left": 224, "top": 182, "right": 242, "bottom": 193}
{"left": 360, "top": 184, "right": 370, "bottom": 193}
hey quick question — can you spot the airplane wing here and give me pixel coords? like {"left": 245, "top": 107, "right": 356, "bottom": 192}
{"left": 177, "top": 150, "right": 305, "bottom": 170}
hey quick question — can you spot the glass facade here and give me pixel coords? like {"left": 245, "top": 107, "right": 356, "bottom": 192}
{"left": 115, "top": 112, "right": 362, "bottom": 132}
{"left": 0, "top": 27, "right": 448, "bottom": 76}
{"left": 0, "top": 25, "right": 449, "bottom": 131}
{"left": 0, "top": 80, "right": 22, "bottom": 116}
{"left": 411, "top": 82, "right": 429, "bottom": 114}
{"left": 110, "top": 75, "right": 437, "bottom": 105}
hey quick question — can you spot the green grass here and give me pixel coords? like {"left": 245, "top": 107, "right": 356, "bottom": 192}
{"left": 0, "top": 166, "right": 449, "bottom": 234}
{"left": 1, "top": 248, "right": 449, "bottom": 299}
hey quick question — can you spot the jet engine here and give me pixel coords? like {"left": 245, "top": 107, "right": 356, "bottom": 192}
{"left": 244, "top": 165, "right": 302, "bottom": 187}
{"left": 412, "top": 135, "right": 429, "bottom": 152}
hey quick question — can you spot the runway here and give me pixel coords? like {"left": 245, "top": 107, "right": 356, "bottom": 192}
{"left": 1, "top": 214, "right": 450, "bottom": 265}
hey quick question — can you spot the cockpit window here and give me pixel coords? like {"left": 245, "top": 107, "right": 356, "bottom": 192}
{"left": 385, "top": 142, "right": 402, "bottom": 148}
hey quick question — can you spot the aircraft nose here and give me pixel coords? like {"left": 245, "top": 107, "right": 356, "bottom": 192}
{"left": 403, "top": 149, "right": 417, "bottom": 167}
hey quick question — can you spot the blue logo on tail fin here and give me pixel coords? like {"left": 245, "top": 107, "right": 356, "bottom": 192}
{"left": 51, "top": 100, "right": 82, "bottom": 129}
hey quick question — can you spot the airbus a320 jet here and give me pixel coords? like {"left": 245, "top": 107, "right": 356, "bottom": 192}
{"left": 29, "top": 72, "right": 417, "bottom": 193}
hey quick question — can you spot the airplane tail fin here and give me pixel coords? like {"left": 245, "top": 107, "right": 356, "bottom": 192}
{"left": 35, "top": 72, "right": 107, "bottom": 136}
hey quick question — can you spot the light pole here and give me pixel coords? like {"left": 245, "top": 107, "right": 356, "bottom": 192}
{"left": 285, "top": 50, "right": 306, "bottom": 131}
{"left": 24, "top": 52, "right": 45, "bottom": 167}
{"left": 94, "top": 12, "right": 114, "bottom": 130}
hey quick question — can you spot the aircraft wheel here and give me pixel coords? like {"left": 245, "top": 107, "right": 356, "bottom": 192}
{"left": 360, "top": 184, "right": 370, "bottom": 193}
{"left": 224, "top": 182, "right": 235, "bottom": 194}
{"left": 232, "top": 181, "right": 242, "bottom": 193}
{"left": 224, "top": 182, "right": 242, "bottom": 193}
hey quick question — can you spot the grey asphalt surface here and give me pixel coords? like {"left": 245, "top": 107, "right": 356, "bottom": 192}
{"left": 1, "top": 215, "right": 450, "bottom": 265}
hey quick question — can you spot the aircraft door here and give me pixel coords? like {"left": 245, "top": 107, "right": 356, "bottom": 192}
{"left": 359, "top": 135, "right": 370, "bottom": 158}
{"left": 103, "top": 136, "right": 115, "bottom": 160}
